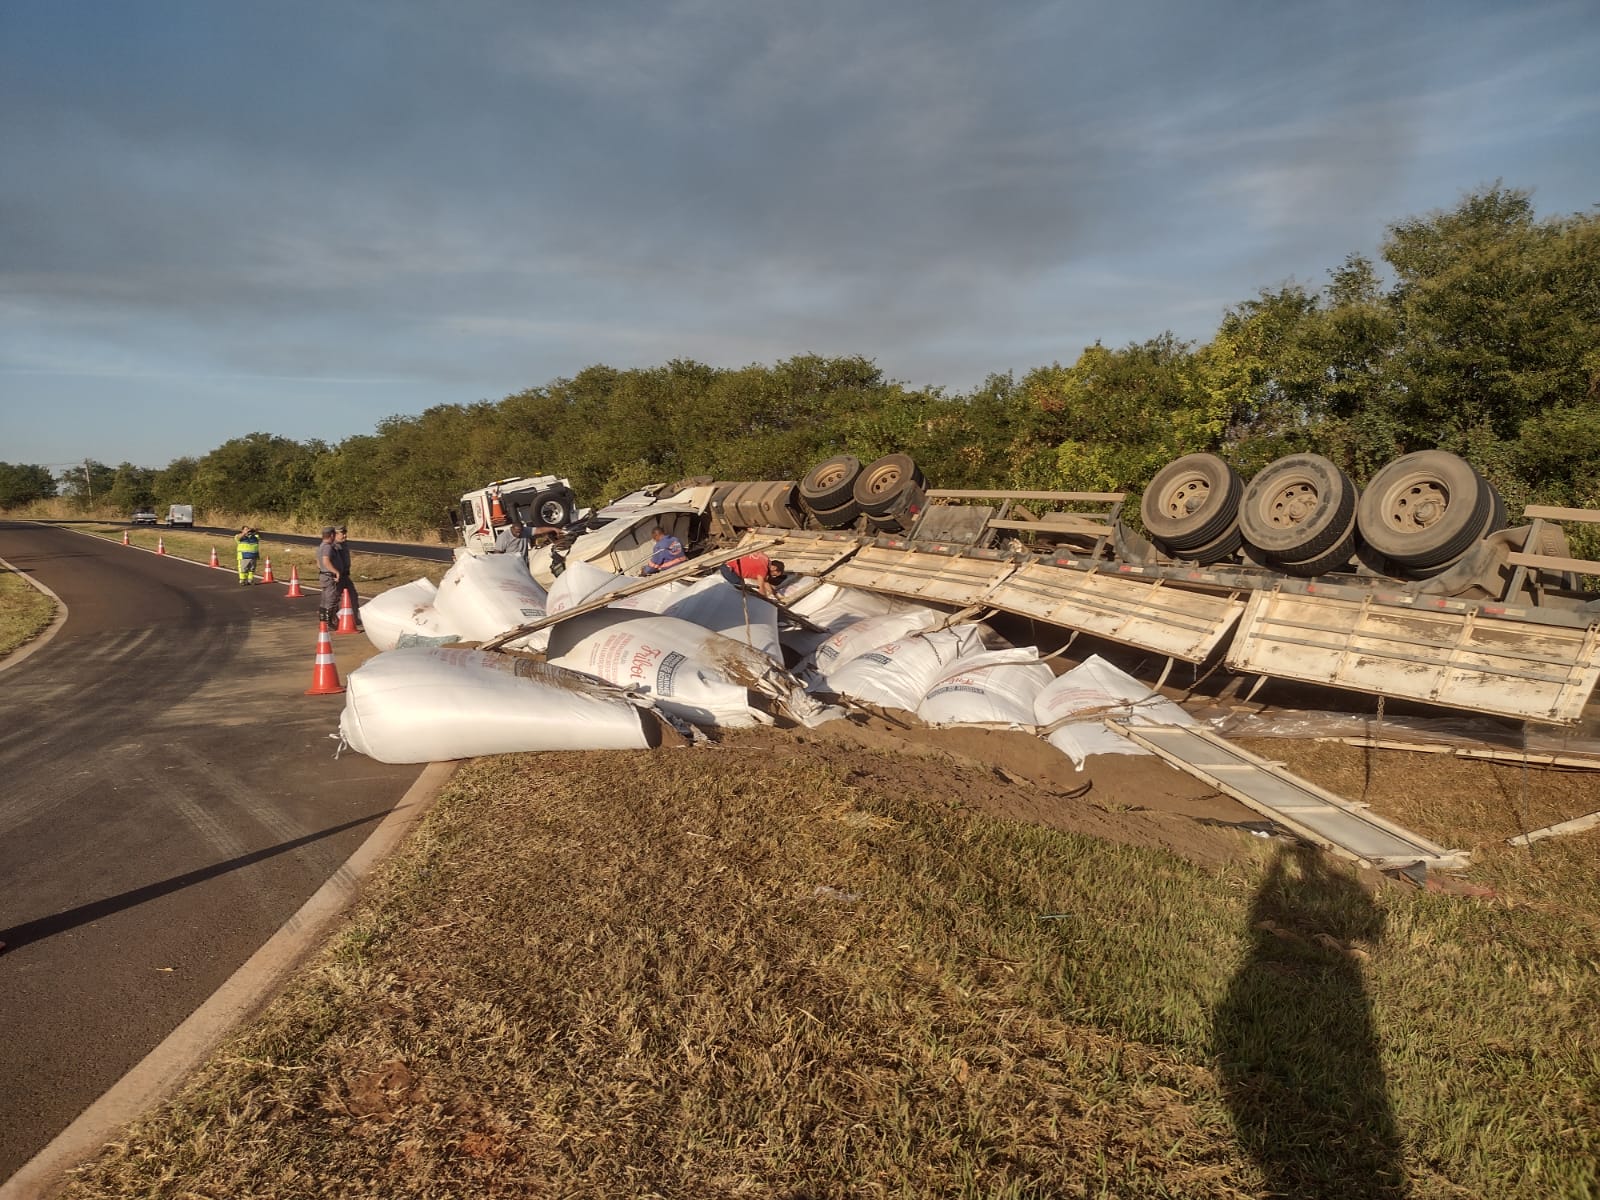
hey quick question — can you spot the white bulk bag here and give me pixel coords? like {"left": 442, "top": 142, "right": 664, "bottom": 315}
{"left": 545, "top": 559, "right": 631, "bottom": 616}
{"left": 808, "top": 608, "right": 942, "bottom": 679}
{"left": 916, "top": 649, "right": 1056, "bottom": 727}
{"left": 546, "top": 612, "right": 772, "bottom": 728}
{"left": 360, "top": 579, "right": 453, "bottom": 652}
{"left": 1033, "top": 654, "right": 1195, "bottom": 769}
{"left": 821, "top": 624, "right": 988, "bottom": 711}
{"left": 612, "top": 574, "right": 782, "bottom": 662}
{"left": 432, "top": 553, "right": 551, "bottom": 651}
{"left": 779, "top": 583, "right": 903, "bottom": 658}
{"left": 339, "top": 646, "right": 652, "bottom": 763}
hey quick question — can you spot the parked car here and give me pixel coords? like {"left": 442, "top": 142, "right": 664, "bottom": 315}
{"left": 131, "top": 508, "right": 158, "bottom": 525}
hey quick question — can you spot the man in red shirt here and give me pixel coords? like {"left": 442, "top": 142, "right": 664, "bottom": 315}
{"left": 720, "top": 551, "right": 786, "bottom": 600}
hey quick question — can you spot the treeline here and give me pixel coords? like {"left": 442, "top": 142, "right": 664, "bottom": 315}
{"left": 6, "top": 186, "right": 1597, "bottom": 538}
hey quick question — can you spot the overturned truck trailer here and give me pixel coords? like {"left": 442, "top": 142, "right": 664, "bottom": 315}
{"left": 700, "top": 451, "right": 1600, "bottom": 728}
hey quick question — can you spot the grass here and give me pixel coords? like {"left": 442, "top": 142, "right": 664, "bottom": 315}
{"left": 60, "top": 736, "right": 1600, "bottom": 1199}
{"left": 0, "top": 566, "right": 57, "bottom": 659}
{"left": 59, "top": 521, "right": 452, "bottom": 593}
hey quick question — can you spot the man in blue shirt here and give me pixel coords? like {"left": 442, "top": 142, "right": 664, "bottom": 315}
{"left": 641, "top": 525, "right": 688, "bottom": 575}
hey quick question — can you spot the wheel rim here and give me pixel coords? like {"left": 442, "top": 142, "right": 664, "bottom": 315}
{"left": 1379, "top": 476, "right": 1451, "bottom": 533}
{"left": 539, "top": 499, "right": 566, "bottom": 525}
{"left": 1158, "top": 475, "right": 1210, "bottom": 519}
{"left": 1264, "top": 479, "right": 1318, "bottom": 529}
{"left": 862, "top": 464, "right": 902, "bottom": 497}
{"left": 812, "top": 463, "right": 849, "bottom": 491}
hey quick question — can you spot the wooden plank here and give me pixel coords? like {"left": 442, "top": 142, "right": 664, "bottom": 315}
{"left": 1522, "top": 505, "right": 1600, "bottom": 523}
{"left": 926, "top": 489, "right": 1126, "bottom": 503}
{"left": 1505, "top": 551, "right": 1600, "bottom": 575}
{"left": 482, "top": 540, "right": 778, "bottom": 650}
{"left": 1507, "top": 810, "right": 1600, "bottom": 846}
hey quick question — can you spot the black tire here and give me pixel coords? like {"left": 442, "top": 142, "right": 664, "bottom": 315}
{"left": 1275, "top": 507, "right": 1359, "bottom": 577}
{"left": 1356, "top": 451, "right": 1490, "bottom": 568}
{"left": 1239, "top": 454, "right": 1357, "bottom": 562}
{"left": 852, "top": 454, "right": 925, "bottom": 516}
{"left": 864, "top": 482, "right": 928, "bottom": 534}
{"left": 807, "top": 496, "right": 861, "bottom": 530}
{"left": 1140, "top": 454, "right": 1242, "bottom": 551}
{"left": 1156, "top": 519, "right": 1243, "bottom": 565}
{"left": 799, "top": 455, "right": 862, "bottom": 512}
{"left": 536, "top": 489, "right": 576, "bottom": 527}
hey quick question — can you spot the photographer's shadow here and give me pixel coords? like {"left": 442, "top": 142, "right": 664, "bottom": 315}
{"left": 1214, "top": 844, "right": 1408, "bottom": 1198}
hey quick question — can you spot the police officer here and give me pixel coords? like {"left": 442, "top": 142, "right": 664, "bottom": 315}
{"left": 235, "top": 525, "right": 261, "bottom": 585}
{"left": 331, "top": 525, "right": 363, "bottom": 631}
{"left": 315, "top": 526, "right": 342, "bottom": 627}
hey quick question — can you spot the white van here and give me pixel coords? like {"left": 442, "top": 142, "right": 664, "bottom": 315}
{"left": 165, "top": 504, "right": 194, "bottom": 528}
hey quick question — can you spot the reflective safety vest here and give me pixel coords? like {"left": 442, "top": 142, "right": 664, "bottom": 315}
{"left": 236, "top": 532, "right": 260, "bottom": 559}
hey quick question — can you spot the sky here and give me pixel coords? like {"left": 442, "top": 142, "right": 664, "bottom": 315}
{"left": 3, "top": 0, "right": 1598, "bottom": 473}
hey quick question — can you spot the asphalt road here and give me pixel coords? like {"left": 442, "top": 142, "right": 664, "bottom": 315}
{"left": 94, "top": 519, "right": 457, "bottom": 564}
{"left": 0, "top": 522, "right": 425, "bottom": 1179}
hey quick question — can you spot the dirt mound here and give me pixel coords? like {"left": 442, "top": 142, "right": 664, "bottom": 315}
{"left": 722, "top": 708, "right": 1266, "bottom": 869}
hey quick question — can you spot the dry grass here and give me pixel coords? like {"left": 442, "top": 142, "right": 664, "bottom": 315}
{"left": 61, "top": 739, "right": 1600, "bottom": 1199}
{"left": 0, "top": 566, "right": 57, "bottom": 659}
{"left": 59, "top": 522, "right": 451, "bottom": 592}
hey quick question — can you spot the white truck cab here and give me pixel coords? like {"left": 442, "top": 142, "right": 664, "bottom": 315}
{"left": 455, "top": 476, "right": 580, "bottom": 553}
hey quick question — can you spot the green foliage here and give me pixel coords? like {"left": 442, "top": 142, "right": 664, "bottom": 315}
{"left": 0, "top": 462, "right": 57, "bottom": 506}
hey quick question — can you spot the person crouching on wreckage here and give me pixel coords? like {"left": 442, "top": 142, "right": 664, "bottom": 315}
{"left": 720, "top": 551, "right": 785, "bottom": 600}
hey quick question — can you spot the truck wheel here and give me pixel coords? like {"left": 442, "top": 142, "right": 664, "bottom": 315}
{"left": 1140, "top": 454, "right": 1241, "bottom": 551}
{"left": 806, "top": 496, "right": 861, "bottom": 530}
{"left": 1238, "top": 454, "right": 1356, "bottom": 562}
{"left": 799, "top": 455, "right": 861, "bottom": 513}
{"left": 537, "top": 489, "right": 576, "bottom": 527}
{"left": 863, "top": 482, "right": 927, "bottom": 534}
{"left": 1274, "top": 507, "right": 1359, "bottom": 577}
{"left": 1356, "top": 451, "right": 1490, "bottom": 568}
{"left": 852, "top": 454, "right": 925, "bottom": 516}
{"left": 1156, "top": 518, "right": 1243, "bottom": 565}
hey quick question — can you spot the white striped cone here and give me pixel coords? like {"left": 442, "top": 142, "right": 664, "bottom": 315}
{"left": 305, "top": 623, "right": 345, "bottom": 695}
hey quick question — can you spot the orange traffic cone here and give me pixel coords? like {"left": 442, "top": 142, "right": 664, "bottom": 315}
{"left": 305, "top": 622, "right": 345, "bottom": 695}
{"left": 208, "top": 547, "right": 219, "bottom": 568}
{"left": 121, "top": 530, "right": 129, "bottom": 546}
{"left": 157, "top": 537, "right": 166, "bottom": 555}
{"left": 335, "top": 588, "right": 359, "bottom": 635}
{"left": 262, "top": 558, "right": 275, "bottom": 584}
{"left": 285, "top": 565, "right": 304, "bottom": 598}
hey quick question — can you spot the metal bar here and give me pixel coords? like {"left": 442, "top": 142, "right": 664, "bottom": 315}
{"left": 927, "top": 489, "right": 1126, "bottom": 503}
{"left": 482, "top": 540, "right": 778, "bottom": 651}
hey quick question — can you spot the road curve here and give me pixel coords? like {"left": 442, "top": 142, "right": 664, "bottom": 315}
{"left": 0, "top": 522, "right": 423, "bottom": 1179}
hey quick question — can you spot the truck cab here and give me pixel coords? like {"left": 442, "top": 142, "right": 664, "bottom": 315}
{"left": 454, "top": 476, "right": 581, "bottom": 554}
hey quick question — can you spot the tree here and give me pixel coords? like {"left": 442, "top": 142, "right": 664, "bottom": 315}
{"left": 0, "top": 463, "right": 57, "bottom": 507}
{"left": 55, "top": 460, "right": 116, "bottom": 508}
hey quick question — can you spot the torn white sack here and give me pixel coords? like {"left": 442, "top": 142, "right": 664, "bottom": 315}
{"left": 611, "top": 574, "right": 782, "bottom": 663}
{"left": 359, "top": 578, "right": 456, "bottom": 652}
{"left": 807, "top": 608, "right": 944, "bottom": 679}
{"left": 432, "top": 553, "right": 551, "bottom": 652}
{"left": 338, "top": 646, "right": 653, "bottom": 763}
{"left": 1033, "top": 654, "right": 1195, "bottom": 769}
{"left": 778, "top": 582, "right": 902, "bottom": 658}
{"left": 545, "top": 559, "right": 631, "bottom": 616}
{"left": 546, "top": 611, "right": 773, "bottom": 728}
{"left": 820, "top": 623, "right": 989, "bottom": 711}
{"left": 916, "top": 649, "right": 1056, "bottom": 727}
